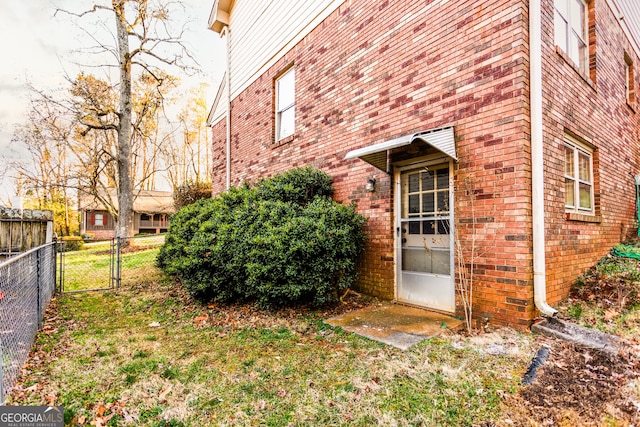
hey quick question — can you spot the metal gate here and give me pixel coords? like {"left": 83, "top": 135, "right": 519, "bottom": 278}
{"left": 58, "top": 238, "right": 118, "bottom": 292}
{"left": 58, "top": 235, "right": 165, "bottom": 293}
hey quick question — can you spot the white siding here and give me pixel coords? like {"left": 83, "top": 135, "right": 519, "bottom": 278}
{"left": 208, "top": 72, "right": 228, "bottom": 126}
{"left": 609, "top": 0, "right": 640, "bottom": 57}
{"left": 228, "top": 0, "right": 345, "bottom": 100}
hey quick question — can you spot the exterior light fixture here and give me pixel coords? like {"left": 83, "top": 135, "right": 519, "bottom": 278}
{"left": 366, "top": 178, "right": 376, "bottom": 193}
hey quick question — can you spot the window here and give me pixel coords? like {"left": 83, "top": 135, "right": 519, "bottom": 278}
{"left": 554, "top": 0, "right": 588, "bottom": 71}
{"left": 402, "top": 167, "right": 450, "bottom": 236}
{"left": 94, "top": 213, "right": 104, "bottom": 227}
{"left": 625, "top": 52, "right": 635, "bottom": 106}
{"left": 400, "top": 165, "right": 451, "bottom": 275}
{"left": 564, "top": 135, "right": 594, "bottom": 214}
{"left": 275, "top": 67, "right": 295, "bottom": 141}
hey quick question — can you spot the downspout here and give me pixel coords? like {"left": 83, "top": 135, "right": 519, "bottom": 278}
{"left": 530, "top": 0, "right": 558, "bottom": 317}
{"left": 221, "top": 26, "right": 231, "bottom": 190}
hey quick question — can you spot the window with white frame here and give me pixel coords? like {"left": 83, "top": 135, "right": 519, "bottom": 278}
{"left": 554, "top": 0, "right": 588, "bottom": 71}
{"left": 275, "top": 67, "right": 295, "bottom": 141}
{"left": 94, "top": 213, "right": 104, "bottom": 227}
{"left": 564, "top": 135, "right": 594, "bottom": 214}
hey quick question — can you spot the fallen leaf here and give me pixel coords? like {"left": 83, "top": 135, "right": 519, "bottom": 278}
{"left": 96, "top": 404, "right": 107, "bottom": 417}
{"left": 45, "top": 394, "right": 57, "bottom": 406}
{"left": 25, "top": 383, "right": 39, "bottom": 393}
{"left": 77, "top": 415, "right": 86, "bottom": 424}
{"left": 604, "top": 309, "right": 619, "bottom": 322}
{"left": 278, "top": 389, "right": 287, "bottom": 398}
{"left": 554, "top": 360, "right": 567, "bottom": 369}
{"left": 194, "top": 314, "right": 208, "bottom": 327}
{"left": 42, "top": 326, "right": 58, "bottom": 335}
{"left": 159, "top": 385, "right": 172, "bottom": 400}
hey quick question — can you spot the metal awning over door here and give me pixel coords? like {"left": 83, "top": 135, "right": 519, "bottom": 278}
{"left": 344, "top": 126, "right": 456, "bottom": 171}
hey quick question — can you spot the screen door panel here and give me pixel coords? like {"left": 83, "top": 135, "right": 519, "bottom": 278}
{"left": 398, "top": 164, "right": 454, "bottom": 312}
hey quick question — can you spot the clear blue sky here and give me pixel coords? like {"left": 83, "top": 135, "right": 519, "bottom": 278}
{"left": 0, "top": 0, "right": 225, "bottom": 204}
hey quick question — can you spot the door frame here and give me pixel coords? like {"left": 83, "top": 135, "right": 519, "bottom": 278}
{"left": 393, "top": 154, "right": 456, "bottom": 312}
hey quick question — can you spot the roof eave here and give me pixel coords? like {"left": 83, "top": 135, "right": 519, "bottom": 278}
{"left": 208, "top": 0, "right": 232, "bottom": 33}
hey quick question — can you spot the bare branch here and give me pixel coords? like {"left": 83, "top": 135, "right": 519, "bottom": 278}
{"left": 54, "top": 4, "right": 112, "bottom": 18}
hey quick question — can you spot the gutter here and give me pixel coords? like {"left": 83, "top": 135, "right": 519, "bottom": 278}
{"left": 530, "top": 1, "right": 558, "bottom": 317}
{"left": 221, "top": 26, "right": 231, "bottom": 190}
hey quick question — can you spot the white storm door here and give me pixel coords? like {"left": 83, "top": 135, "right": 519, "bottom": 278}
{"left": 396, "top": 162, "right": 455, "bottom": 312}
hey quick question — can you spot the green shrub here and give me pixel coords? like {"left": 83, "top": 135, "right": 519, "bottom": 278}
{"left": 60, "top": 236, "right": 84, "bottom": 252}
{"left": 255, "top": 165, "right": 334, "bottom": 205}
{"left": 81, "top": 232, "right": 95, "bottom": 241}
{"left": 157, "top": 167, "right": 366, "bottom": 307}
{"left": 173, "top": 180, "right": 213, "bottom": 210}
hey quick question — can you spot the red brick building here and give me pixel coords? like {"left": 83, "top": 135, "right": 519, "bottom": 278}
{"left": 79, "top": 190, "right": 174, "bottom": 240}
{"left": 207, "top": 0, "right": 640, "bottom": 327}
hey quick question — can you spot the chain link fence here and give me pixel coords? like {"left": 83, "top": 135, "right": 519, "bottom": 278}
{"left": 114, "top": 235, "right": 166, "bottom": 288}
{"left": 59, "top": 234, "right": 165, "bottom": 292}
{"left": 0, "top": 235, "right": 165, "bottom": 403}
{"left": 0, "top": 242, "right": 56, "bottom": 403}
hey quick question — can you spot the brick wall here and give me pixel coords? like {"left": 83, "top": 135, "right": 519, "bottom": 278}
{"left": 88, "top": 229, "right": 115, "bottom": 241}
{"left": 209, "top": 0, "right": 640, "bottom": 327}
{"left": 541, "top": 0, "right": 640, "bottom": 305}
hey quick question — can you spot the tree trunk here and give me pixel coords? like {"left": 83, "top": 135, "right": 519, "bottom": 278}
{"left": 113, "top": 0, "right": 134, "bottom": 239}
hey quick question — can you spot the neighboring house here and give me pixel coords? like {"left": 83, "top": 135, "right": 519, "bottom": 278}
{"left": 79, "top": 190, "right": 174, "bottom": 240}
{"left": 206, "top": 0, "right": 640, "bottom": 328}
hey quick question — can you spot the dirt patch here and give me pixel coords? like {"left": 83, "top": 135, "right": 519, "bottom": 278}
{"left": 499, "top": 339, "right": 640, "bottom": 426}
{"left": 491, "top": 246, "right": 640, "bottom": 426}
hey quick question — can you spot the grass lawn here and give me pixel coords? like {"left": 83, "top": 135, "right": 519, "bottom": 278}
{"left": 9, "top": 280, "right": 537, "bottom": 426}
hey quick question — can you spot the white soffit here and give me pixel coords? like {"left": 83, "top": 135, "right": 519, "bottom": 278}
{"left": 344, "top": 126, "right": 456, "bottom": 171}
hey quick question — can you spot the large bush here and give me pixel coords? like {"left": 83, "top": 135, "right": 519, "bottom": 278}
{"left": 157, "top": 167, "right": 366, "bottom": 307}
{"left": 173, "top": 180, "right": 213, "bottom": 210}
{"left": 60, "top": 235, "right": 84, "bottom": 252}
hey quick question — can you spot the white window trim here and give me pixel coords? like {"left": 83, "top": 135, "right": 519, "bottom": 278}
{"left": 554, "top": 0, "right": 589, "bottom": 71}
{"left": 95, "top": 213, "right": 105, "bottom": 227}
{"left": 564, "top": 134, "right": 595, "bottom": 215}
{"left": 275, "top": 67, "right": 295, "bottom": 141}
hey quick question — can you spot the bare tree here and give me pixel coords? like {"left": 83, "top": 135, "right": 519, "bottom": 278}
{"left": 56, "top": 0, "right": 197, "bottom": 238}
{"left": 11, "top": 97, "right": 78, "bottom": 236}
{"left": 131, "top": 70, "right": 179, "bottom": 191}
{"left": 13, "top": 69, "right": 180, "bottom": 237}
{"left": 67, "top": 71, "right": 179, "bottom": 225}
{"left": 164, "top": 83, "right": 212, "bottom": 188}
